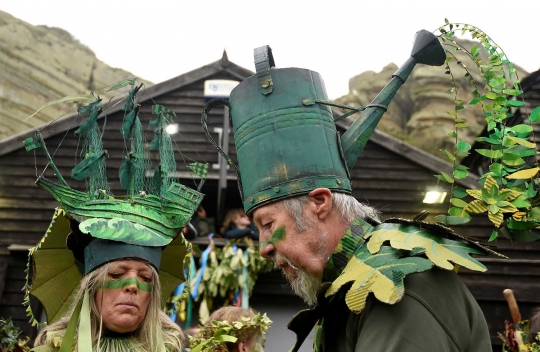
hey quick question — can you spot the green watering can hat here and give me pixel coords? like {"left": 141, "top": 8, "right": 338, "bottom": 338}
{"left": 203, "top": 30, "right": 446, "bottom": 214}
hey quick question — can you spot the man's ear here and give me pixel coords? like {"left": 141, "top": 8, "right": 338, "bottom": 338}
{"left": 307, "top": 188, "right": 333, "bottom": 220}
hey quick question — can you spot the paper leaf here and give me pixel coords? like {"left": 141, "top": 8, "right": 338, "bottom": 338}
{"left": 105, "top": 78, "right": 135, "bottom": 92}
{"left": 26, "top": 95, "right": 96, "bottom": 120}
{"left": 79, "top": 217, "right": 172, "bottom": 246}
{"left": 506, "top": 136, "right": 536, "bottom": 149}
{"left": 450, "top": 198, "right": 468, "bottom": 208}
{"left": 511, "top": 124, "right": 533, "bottom": 134}
{"left": 325, "top": 246, "right": 433, "bottom": 313}
{"left": 476, "top": 149, "right": 503, "bottom": 158}
{"left": 529, "top": 106, "right": 540, "bottom": 123}
{"left": 365, "top": 223, "right": 486, "bottom": 272}
{"left": 506, "top": 167, "right": 539, "bottom": 179}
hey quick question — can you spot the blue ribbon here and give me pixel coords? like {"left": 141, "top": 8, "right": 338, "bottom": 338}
{"left": 191, "top": 234, "right": 214, "bottom": 299}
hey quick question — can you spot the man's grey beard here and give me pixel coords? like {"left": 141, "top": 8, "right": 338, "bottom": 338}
{"left": 274, "top": 253, "right": 322, "bottom": 307}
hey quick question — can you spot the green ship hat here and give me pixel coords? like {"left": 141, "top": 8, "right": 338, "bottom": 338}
{"left": 203, "top": 30, "right": 446, "bottom": 214}
{"left": 23, "top": 81, "right": 206, "bottom": 330}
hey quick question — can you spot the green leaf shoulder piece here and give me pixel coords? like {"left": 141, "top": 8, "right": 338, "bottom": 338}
{"left": 325, "top": 218, "right": 506, "bottom": 314}
{"left": 365, "top": 222, "right": 488, "bottom": 272}
{"left": 325, "top": 245, "right": 433, "bottom": 313}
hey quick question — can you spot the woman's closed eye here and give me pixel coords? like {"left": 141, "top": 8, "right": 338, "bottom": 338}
{"left": 140, "top": 276, "right": 152, "bottom": 283}
{"left": 109, "top": 272, "right": 123, "bottom": 279}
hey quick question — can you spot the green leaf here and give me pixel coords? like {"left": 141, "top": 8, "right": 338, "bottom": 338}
{"left": 455, "top": 123, "right": 469, "bottom": 128}
{"left": 452, "top": 187, "right": 468, "bottom": 198}
{"left": 476, "top": 149, "right": 503, "bottom": 158}
{"left": 455, "top": 150, "right": 470, "bottom": 157}
{"left": 469, "top": 97, "right": 481, "bottom": 105}
{"left": 441, "top": 172, "right": 454, "bottom": 184}
{"left": 450, "top": 198, "right": 468, "bottom": 208}
{"left": 486, "top": 92, "right": 497, "bottom": 100}
{"left": 448, "top": 131, "right": 457, "bottom": 138}
{"left": 528, "top": 106, "right": 540, "bottom": 123}
{"left": 448, "top": 207, "right": 472, "bottom": 220}
{"left": 441, "top": 149, "right": 455, "bottom": 161}
{"left": 456, "top": 141, "right": 471, "bottom": 151}
{"left": 506, "top": 167, "right": 539, "bottom": 180}
{"left": 454, "top": 164, "right": 469, "bottom": 170}
{"left": 325, "top": 245, "right": 433, "bottom": 313}
{"left": 105, "top": 78, "right": 135, "bottom": 92}
{"left": 488, "top": 230, "right": 498, "bottom": 242}
{"left": 490, "top": 163, "right": 503, "bottom": 176}
{"left": 511, "top": 196, "right": 531, "bottom": 208}
{"left": 506, "top": 136, "right": 536, "bottom": 148}
{"left": 510, "top": 124, "right": 533, "bottom": 134}
{"left": 505, "top": 100, "right": 526, "bottom": 107}
{"left": 79, "top": 218, "right": 172, "bottom": 246}
{"left": 365, "top": 223, "right": 485, "bottom": 271}
{"left": 453, "top": 169, "right": 468, "bottom": 179}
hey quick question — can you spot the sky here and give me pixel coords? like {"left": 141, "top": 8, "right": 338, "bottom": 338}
{"left": 3, "top": 0, "right": 539, "bottom": 99}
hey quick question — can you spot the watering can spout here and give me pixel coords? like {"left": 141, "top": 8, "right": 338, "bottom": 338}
{"left": 341, "top": 29, "right": 446, "bottom": 169}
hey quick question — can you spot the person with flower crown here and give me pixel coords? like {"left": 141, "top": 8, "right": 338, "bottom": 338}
{"left": 189, "top": 307, "right": 271, "bottom": 352}
{"left": 201, "top": 30, "right": 502, "bottom": 352}
{"left": 23, "top": 82, "right": 207, "bottom": 352}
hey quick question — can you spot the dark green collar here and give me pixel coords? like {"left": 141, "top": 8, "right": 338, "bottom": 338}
{"left": 322, "top": 218, "right": 374, "bottom": 282}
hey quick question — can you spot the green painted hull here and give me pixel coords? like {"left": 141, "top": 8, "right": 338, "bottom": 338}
{"left": 37, "top": 176, "right": 203, "bottom": 237}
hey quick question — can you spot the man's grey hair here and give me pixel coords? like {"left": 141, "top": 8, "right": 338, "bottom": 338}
{"left": 278, "top": 192, "right": 380, "bottom": 231}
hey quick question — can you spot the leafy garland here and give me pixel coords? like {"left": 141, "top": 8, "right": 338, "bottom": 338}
{"left": 188, "top": 313, "right": 272, "bottom": 352}
{"left": 0, "top": 318, "right": 30, "bottom": 352}
{"left": 172, "top": 238, "right": 274, "bottom": 324}
{"left": 432, "top": 20, "right": 540, "bottom": 242}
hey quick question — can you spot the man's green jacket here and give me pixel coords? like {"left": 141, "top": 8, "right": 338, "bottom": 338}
{"left": 288, "top": 218, "right": 492, "bottom": 352}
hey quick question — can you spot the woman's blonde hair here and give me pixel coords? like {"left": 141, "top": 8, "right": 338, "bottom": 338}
{"left": 34, "top": 260, "right": 185, "bottom": 351}
{"left": 220, "top": 209, "right": 246, "bottom": 235}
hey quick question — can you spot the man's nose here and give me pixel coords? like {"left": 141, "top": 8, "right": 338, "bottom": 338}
{"left": 259, "top": 242, "right": 276, "bottom": 259}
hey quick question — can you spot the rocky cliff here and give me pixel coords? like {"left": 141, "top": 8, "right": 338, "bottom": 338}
{"left": 0, "top": 10, "right": 152, "bottom": 140}
{"left": 335, "top": 38, "right": 529, "bottom": 157}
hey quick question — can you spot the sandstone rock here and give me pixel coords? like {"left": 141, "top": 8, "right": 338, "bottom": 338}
{"left": 335, "top": 38, "right": 528, "bottom": 159}
{"left": 0, "top": 10, "right": 152, "bottom": 140}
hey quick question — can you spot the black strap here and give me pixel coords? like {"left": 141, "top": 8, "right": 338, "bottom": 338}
{"left": 254, "top": 45, "right": 275, "bottom": 95}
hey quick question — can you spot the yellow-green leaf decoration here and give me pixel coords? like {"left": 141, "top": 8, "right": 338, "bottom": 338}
{"left": 464, "top": 175, "right": 522, "bottom": 227}
{"left": 105, "top": 78, "right": 135, "bottom": 92}
{"left": 79, "top": 217, "right": 172, "bottom": 246}
{"left": 507, "top": 167, "right": 540, "bottom": 180}
{"left": 364, "top": 223, "right": 487, "bottom": 272}
{"left": 25, "top": 95, "right": 97, "bottom": 120}
{"left": 325, "top": 246, "right": 433, "bottom": 313}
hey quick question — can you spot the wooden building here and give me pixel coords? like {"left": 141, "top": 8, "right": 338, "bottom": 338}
{"left": 0, "top": 52, "right": 538, "bottom": 351}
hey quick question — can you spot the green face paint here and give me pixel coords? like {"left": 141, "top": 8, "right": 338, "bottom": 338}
{"left": 261, "top": 226, "right": 286, "bottom": 247}
{"left": 104, "top": 277, "right": 153, "bottom": 292}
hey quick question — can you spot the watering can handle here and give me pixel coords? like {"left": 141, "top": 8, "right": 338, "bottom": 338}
{"left": 254, "top": 45, "right": 275, "bottom": 95}
{"left": 201, "top": 98, "right": 244, "bottom": 200}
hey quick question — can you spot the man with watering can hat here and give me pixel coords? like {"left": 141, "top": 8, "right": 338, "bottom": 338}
{"left": 202, "top": 30, "right": 495, "bottom": 351}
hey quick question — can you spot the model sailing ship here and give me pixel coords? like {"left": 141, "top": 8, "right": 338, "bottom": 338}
{"left": 23, "top": 80, "right": 207, "bottom": 239}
